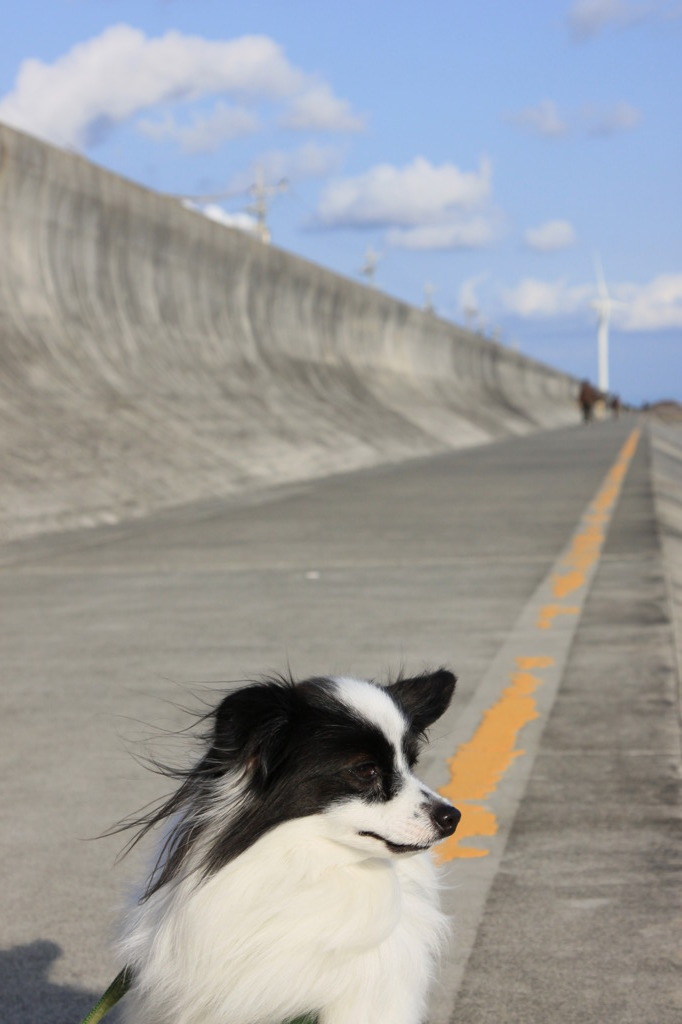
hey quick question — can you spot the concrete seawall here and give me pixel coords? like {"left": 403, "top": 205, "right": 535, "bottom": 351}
{"left": 0, "top": 123, "right": 579, "bottom": 541}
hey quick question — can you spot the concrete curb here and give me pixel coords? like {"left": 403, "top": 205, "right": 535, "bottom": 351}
{"left": 648, "top": 419, "right": 682, "bottom": 743}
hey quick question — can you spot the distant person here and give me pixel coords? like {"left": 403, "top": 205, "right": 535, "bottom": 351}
{"left": 608, "top": 394, "right": 621, "bottom": 419}
{"left": 578, "top": 379, "right": 598, "bottom": 422}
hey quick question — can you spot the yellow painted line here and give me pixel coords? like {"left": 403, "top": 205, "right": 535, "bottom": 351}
{"left": 436, "top": 655, "right": 553, "bottom": 862}
{"left": 436, "top": 427, "right": 641, "bottom": 862}
{"left": 546, "top": 427, "right": 641, "bottom": 609}
{"left": 537, "top": 604, "right": 579, "bottom": 630}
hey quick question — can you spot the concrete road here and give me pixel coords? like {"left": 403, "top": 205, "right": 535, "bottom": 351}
{"left": 1, "top": 418, "right": 680, "bottom": 1023}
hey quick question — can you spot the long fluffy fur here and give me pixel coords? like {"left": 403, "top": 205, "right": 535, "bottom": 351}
{"left": 117, "top": 670, "right": 459, "bottom": 1024}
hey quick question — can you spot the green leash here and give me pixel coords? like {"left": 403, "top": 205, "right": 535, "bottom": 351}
{"left": 79, "top": 965, "right": 317, "bottom": 1023}
{"left": 79, "top": 966, "right": 133, "bottom": 1024}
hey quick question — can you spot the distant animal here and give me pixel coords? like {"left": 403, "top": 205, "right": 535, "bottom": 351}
{"left": 117, "top": 669, "right": 460, "bottom": 1024}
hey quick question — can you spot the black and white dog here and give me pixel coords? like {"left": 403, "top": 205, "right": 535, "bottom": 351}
{"left": 119, "top": 669, "right": 459, "bottom": 1024}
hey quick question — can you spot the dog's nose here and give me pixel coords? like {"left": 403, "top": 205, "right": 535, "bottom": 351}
{"left": 432, "top": 801, "right": 461, "bottom": 837}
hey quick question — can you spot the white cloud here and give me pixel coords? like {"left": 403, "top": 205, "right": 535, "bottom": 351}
{"left": 0, "top": 25, "right": 361, "bottom": 150}
{"left": 0, "top": 26, "right": 303, "bottom": 148}
{"left": 568, "top": 0, "right": 653, "bottom": 39}
{"left": 502, "top": 278, "right": 591, "bottom": 318}
{"left": 281, "top": 82, "right": 366, "bottom": 133}
{"left": 614, "top": 273, "right": 682, "bottom": 330}
{"left": 508, "top": 100, "right": 568, "bottom": 138}
{"left": 182, "top": 200, "right": 260, "bottom": 236}
{"left": 314, "top": 156, "right": 492, "bottom": 229}
{"left": 525, "top": 220, "right": 577, "bottom": 251}
{"left": 137, "top": 102, "right": 260, "bottom": 153}
{"left": 584, "top": 101, "right": 641, "bottom": 136}
{"left": 509, "top": 98, "right": 641, "bottom": 139}
{"left": 223, "top": 143, "right": 344, "bottom": 197}
{"left": 386, "top": 217, "right": 497, "bottom": 250}
{"left": 502, "top": 271, "right": 682, "bottom": 331}
{"left": 256, "top": 142, "right": 345, "bottom": 182}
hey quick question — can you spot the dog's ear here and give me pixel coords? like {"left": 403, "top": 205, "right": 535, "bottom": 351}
{"left": 208, "top": 682, "right": 293, "bottom": 788}
{"left": 387, "top": 668, "right": 456, "bottom": 734}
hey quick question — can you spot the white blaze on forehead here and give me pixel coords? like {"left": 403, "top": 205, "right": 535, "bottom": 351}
{"left": 331, "top": 677, "right": 408, "bottom": 755}
{"left": 323, "top": 677, "right": 445, "bottom": 850}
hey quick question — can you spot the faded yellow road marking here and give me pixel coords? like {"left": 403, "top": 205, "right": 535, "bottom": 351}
{"left": 437, "top": 428, "right": 641, "bottom": 862}
{"left": 436, "top": 656, "right": 554, "bottom": 861}
{"left": 542, "top": 428, "right": 640, "bottom": 617}
{"left": 537, "top": 604, "right": 579, "bottom": 630}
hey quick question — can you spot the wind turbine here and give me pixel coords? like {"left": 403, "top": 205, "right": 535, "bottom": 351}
{"left": 590, "top": 254, "right": 617, "bottom": 394}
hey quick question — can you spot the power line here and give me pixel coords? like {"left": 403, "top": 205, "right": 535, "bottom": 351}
{"left": 173, "top": 168, "right": 289, "bottom": 244}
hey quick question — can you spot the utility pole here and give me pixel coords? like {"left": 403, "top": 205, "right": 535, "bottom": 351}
{"left": 463, "top": 304, "right": 479, "bottom": 331}
{"left": 359, "top": 247, "right": 380, "bottom": 287}
{"left": 246, "top": 168, "right": 288, "bottom": 244}
{"left": 423, "top": 283, "right": 436, "bottom": 313}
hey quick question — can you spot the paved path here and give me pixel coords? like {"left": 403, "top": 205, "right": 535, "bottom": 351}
{"left": 1, "top": 418, "right": 680, "bottom": 1023}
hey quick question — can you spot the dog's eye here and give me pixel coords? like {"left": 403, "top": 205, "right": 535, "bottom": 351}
{"left": 351, "top": 762, "right": 381, "bottom": 781}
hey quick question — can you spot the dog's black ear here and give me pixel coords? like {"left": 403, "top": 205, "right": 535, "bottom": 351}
{"left": 208, "top": 682, "right": 293, "bottom": 788}
{"left": 387, "top": 668, "right": 456, "bottom": 734}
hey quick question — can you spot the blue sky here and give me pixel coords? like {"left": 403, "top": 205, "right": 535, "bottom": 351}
{"left": 1, "top": 1, "right": 680, "bottom": 405}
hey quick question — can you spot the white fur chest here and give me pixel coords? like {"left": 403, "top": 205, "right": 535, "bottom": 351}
{"left": 121, "top": 818, "right": 445, "bottom": 1024}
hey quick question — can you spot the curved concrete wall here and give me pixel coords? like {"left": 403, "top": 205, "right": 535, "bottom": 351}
{"left": 0, "top": 124, "right": 578, "bottom": 541}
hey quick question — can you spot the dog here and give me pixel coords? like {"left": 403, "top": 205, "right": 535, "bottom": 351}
{"left": 118, "top": 669, "right": 460, "bottom": 1024}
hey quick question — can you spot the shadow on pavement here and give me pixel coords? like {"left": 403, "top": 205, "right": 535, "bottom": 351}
{"left": 0, "top": 939, "right": 106, "bottom": 1024}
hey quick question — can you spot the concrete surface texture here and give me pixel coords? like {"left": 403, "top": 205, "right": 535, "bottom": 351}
{"left": 0, "top": 123, "right": 578, "bottom": 542}
{"left": 650, "top": 420, "right": 682, "bottom": 691}
{"left": 1, "top": 418, "right": 680, "bottom": 1023}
